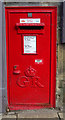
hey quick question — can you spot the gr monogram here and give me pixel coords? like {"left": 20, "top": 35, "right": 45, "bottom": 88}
{"left": 16, "top": 66, "right": 44, "bottom": 88}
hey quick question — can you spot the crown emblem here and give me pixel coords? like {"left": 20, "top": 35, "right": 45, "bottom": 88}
{"left": 24, "top": 66, "right": 36, "bottom": 77}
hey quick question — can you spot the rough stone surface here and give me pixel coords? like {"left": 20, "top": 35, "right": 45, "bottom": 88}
{"left": 2, "top": 114, "right": 16, "bottom": 119}
{"left": 59, "top": 112, "right": 63, "bottom": 119}
{"left": 0, "top": 109, "right": 65, "bottom": 120}
{"left": 0, "top": 115, "right": 2, "bottom": 120}
{"left": 17, "top": 109, "right": 58, "bottom": 118}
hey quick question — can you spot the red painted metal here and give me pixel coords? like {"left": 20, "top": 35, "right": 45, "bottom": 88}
{"left": 16, "top": 23, "right": 45, "bottom": 27}
{"left": 5, "top": 6, "right": 57, "bottom": 110}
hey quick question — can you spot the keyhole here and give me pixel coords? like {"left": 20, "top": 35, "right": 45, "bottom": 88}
{"left": 14, "top": 66, "right": 17, "bottom": 69}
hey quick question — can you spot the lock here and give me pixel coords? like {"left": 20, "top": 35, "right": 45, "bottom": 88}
{"left": 13, "top": 65, "right": 21, "bottom": 74}
{"left": 14, "top": 65, "right": 17, "bottom": 69}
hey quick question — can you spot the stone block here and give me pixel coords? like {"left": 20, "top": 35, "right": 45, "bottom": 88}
{"left": 18, "top": 109, "right": 58, "bottom": 119}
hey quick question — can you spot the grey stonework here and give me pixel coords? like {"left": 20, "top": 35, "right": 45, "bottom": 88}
{"left": 1, "top": 2, "right": 64, "bottom": 113}
{"left": 0, "top": 2, "right": 8, "bottom": 113}
{"left": 0, "top": 1, "right": 3, "bottom": 114}
{"left": 0, "top": 109, "right": 63, "bottom": 120}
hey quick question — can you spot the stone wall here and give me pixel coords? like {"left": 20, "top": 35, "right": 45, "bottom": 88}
{"left": 4, "top": 2, "right": 64, "bottom": 111}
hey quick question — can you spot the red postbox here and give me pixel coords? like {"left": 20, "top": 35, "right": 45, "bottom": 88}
{"left": 5, "top": 7, "right": 57, "bottom": 110}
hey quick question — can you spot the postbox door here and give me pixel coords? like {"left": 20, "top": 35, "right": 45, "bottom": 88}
{"left": 5, "top": 7, "right": 57, "bottom": 109}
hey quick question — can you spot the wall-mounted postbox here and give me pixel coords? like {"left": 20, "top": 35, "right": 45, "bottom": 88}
{"left": 5, "top": 7, "right": 57, "bottom": 110}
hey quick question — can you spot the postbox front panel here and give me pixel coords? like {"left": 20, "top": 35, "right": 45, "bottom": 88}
{"left": 5, "top": 7, "right": 57, "bottom": 110}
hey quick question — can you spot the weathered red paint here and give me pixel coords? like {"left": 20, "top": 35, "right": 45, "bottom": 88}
{"left": 5, "top": 6, "right": 57, "bottom": 110}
